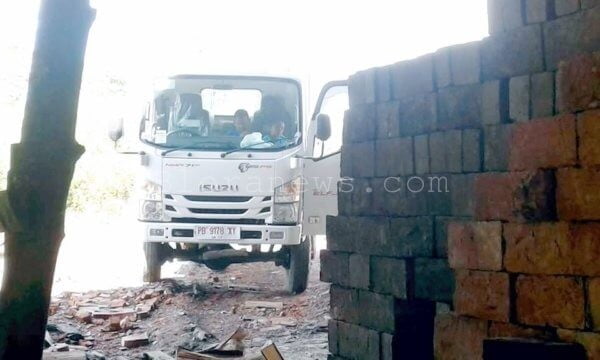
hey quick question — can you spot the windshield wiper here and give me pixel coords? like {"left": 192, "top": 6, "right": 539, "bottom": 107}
{"left": 161, "top": 141, "right": 236, "bottom": 156}
{"left": 220, "top": 138, "right": 293, "bottom": 158}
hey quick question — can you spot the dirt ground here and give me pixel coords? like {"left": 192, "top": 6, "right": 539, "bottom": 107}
{"left": 46, "top": 258, "right": 330, "bottom": 360}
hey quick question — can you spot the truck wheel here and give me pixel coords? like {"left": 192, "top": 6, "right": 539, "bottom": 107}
{"left": 143, "top": 242, "right": 165, "bottom": 282}
{"left": 286, "top": 236, "right": 311, "bottom": 294}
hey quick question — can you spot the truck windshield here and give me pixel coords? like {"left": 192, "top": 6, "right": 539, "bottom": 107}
{"left": 140, "top": 77, "right": 301, "bottom": 152}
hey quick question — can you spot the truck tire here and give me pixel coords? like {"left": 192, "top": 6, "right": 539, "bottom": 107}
{"left": 286, "top": 236, "right": 311, "bottom": 294}
{"left": 143, "top": 242, "right": 164, "bottom": 282}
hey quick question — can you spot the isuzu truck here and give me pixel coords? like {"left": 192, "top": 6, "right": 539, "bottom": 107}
{"left": 109, "top": 75, "right": 348, "bottom": 293}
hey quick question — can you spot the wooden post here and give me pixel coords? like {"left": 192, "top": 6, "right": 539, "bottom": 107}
{"left": 0, "top": 0, "right": 95, "bottom": 358}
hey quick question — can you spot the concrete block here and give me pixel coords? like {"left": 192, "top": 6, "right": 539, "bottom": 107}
{"left": 555, "top": 0, "right": 581, "bottom": 16}
{"left": 415, "top": 258, "right": 455, "bottom": 302}
{"left": 544, "top": 6, "right": 600, "bottom": 70}
{"left": 509, "top": 75, "right": 531, "bottom": 122}
{"left": 450, "top": 41, "right": 481, "bottom": 85}
{"left": 434, "top": 47, "right": 452, "bottom": 88}
{"left": 320, "top": 250, "right": 349, "bottom": 286}
{"left": 337, "top": 321, "right": 380, "bottom": 360}
{"left": 391, "top": 54, "right": 435, "bottom": 99}
{"left": 437, "top": 84, "right": 483, "bottom": 130}
{"left": 370, "top": 257, "right": 408, "bottom": 298}
{"left": 375, "top": 65, "right": 392, "bottom": 103}
{"left": 387, "top": 217, "right": 434, "bottom": 257}
{"left": 582, "top": 0, "right": 600, "bottom": 8}
{"left": 398, "top": 92, "right": 437, "bottom": 136}
{"left": 376, "top": 101, "right": 401, "bottom": 139}
{"left": 375, "top": 137, "right": 413, "bottom": 177}
{"left": 526, "top": 0, "right": 550, "bottom": 23}
{"left": 531, "top": 72, "right": 555, "bottom": 118}
{"left": 450, "top": 174, "right": 476, "bottom": 217}
{"left": 434, "top": 313, "right": 489, "bottom": 360}
{"left": 462, "top": 129, "right": 482, "bottom": 172}
{"left": 348, "top": 254, "right": 370, "bottom": 290}
{"left": 482, "top": 80, "right": 509, "bottom": 125}
{"left": 358, "top": 290, "right": 397, "bottom": 332}
{"left": 430, "top": 131, "right": 462, "bottom": 174}
{"left": 487, "top": 0, "right": 525, "bottom": 33}
{"left": 484, "top": 124, "right": 514, "bottom": 171}
{"left": 482, "top": 24, "right": 544, "bottom": 80}
{"left": 414, "top": 134, "right": 430, "bottom": 175}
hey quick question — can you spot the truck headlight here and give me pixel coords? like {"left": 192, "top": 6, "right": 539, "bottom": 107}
{"left": 273, "top": 178, "right": 301, "bottom": 224}
{"left": 138, "top": 180, "right": 166, "bottom": 221}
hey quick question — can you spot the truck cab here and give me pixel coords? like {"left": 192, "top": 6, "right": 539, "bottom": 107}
{"left": 110, "top": 75, "right": 348, "bottom": 293}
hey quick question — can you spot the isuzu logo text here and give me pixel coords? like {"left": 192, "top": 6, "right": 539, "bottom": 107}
{"left": 199, "top": 184, "right": 240, "bottom": 192}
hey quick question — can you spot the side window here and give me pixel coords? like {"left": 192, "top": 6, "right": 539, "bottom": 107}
{"left": 313, "top": 85, "right": 349, "bottom": 157}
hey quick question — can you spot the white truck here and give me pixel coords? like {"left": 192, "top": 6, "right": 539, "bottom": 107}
{"left": 109, "top": 75, "right": 348, "bottom": 293}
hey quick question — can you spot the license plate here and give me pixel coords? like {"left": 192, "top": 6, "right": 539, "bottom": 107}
{"left": 196, "top": 225, "right": 240, "bottom": 240}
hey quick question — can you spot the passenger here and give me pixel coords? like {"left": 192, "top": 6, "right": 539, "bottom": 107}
{"left": 227, "top": 109, "right": 251, "bottom": 137}
{"left": 262, "top": 119, "right": 288, "bottom": 147}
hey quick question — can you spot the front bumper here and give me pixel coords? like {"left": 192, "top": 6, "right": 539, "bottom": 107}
{"left": 143, "top": 222, "right": 302, "bottom": 245}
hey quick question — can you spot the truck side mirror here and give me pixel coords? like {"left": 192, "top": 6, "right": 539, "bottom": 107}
{"left": 316, "top": 113, "right": 331, "bottom": 141}
{"left": 108, "top": 118, "right": 124, "bottom": 143}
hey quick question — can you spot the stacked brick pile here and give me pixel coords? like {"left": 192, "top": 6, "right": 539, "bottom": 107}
{"left": 321, "top": 1, "right": 599, "bottom": 359}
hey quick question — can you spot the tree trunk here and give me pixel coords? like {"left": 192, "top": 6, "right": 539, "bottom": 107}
{"left": 0, "top": 0, "right": 95, "bottom": 358}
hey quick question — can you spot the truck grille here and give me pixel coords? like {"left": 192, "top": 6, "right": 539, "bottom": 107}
{"left": 164, "top": 194, "right": 271, "bottom": 224}
{"left": 170, "top": 218, "right": 266, "bottom": 225}
{"left": 182, "top": 195, "right": 252, "bottom": 202}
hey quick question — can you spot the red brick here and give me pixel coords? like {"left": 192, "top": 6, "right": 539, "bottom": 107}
{"left": 488, "top": 322, "right": 553, "bottom": 340}
{"left": 434, "top": 313, "right": 488, "bottom": 360}
{"left": 557, "top": 168, "right": 600, "bottom": 220}
{"left": 578, "top": 110, "right": 600, "bottom": 166}
{"left": 558, "top": 330, "right": 600, "bottom": 360}
{"left": 589, "top": 278, "right": 600, "bottom": 331}
{"left": 509, "top": 114, "right": 577, "bottom": 170}
{"left": 454, "top": 270, "right": 510, "bottom": 322}
{"left": 504, "top": 222, "right": 600, "bottom": 276}
{"left": 557, "top": 52, "right": 600, "bottom": 113}
{"left": 516, "top": 275, "right": 585, "bottom": 329}
{"left": 448, "top": 221, "right": 502, "bottom": 271}
{"left": 474, "top": 170, "right": 556, "bottom": 222}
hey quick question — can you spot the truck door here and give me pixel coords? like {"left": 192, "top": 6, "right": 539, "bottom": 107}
{"left": 302, "top": 80, "right": 348, "bottom": 236}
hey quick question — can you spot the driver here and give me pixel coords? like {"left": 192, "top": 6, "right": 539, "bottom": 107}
{"left": 262, "top": 119, "right": 287, "bottom": 147}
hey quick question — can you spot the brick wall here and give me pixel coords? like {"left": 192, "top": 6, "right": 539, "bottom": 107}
{"left": 321, "top": 1, "right": 600, "bottom": 359}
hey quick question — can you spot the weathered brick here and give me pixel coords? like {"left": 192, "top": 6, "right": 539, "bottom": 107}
{"left": 337, "top": 321, "right": 380, "bottom": 360}
{"left": 348, "top": 178, "right": 372, "bottom": 216}
{"left": 509, "top": 75, "right": 531, "bottom": 122}
{"left": 375, "top": 137, "right": 413, "bottom": 177}
{"left": 427, "top": 174, "right": 453, "bottom": 216}
{"left": 475, "top": 170, "right": 557, "bottom": 222}
{"left": 454, "top": 270, "right": 510, "bottom": 322}
{"left": 578, "top": 110, "right": 600, "bottom": 166}
{"left": 398, "top": 92, "right": 437, "bottom": 136}
{"left": 588, "top": 278, "right": 600, "bottom": 330}
{"left": 526, "top": 0, "right": 550, "bottom": 23}
{"left": 434, "top": 47, "right": 452, "bottom": 88}
{"left": 375, "top": 65, "right": 392, "bottom": 103}
{"left": 450, "top": 41, "right": 481, "bottom": 85}
{"left": 430, "top": 131, "right": 462, "bottom": 173}
{"left": 482, "top": 24, "right": 544, "bottom": 80}
{"left": 487, "top": 0, "right": 525, "bottom": 33}
{"left": 375, "top": 101, "right": 400, "bottom": 139}
{"left": 484, "top": 124, "right": 514, "bottom": 171}
{"left": 320, "top": 250, "right": 349, "bottom": 286}
{"left": 557, "top": 168, "right": 600, "bottom": 220}
{"left": 387, "top": 217, "right": 434, "bottom": 257}
{"left": 531, "top": 72, "right": 555, "bottom": 118}
{"left": 556, "top": 52, "right": 600, "bottom": 113}
{"left": 448, "top": 221, "right": 502, "bottom": 271}
{"left": 435, "top": 217, "right": 467, "bottom": 258}
{"left": 449, "top": 174, "right": 476, "bottom": 217}
{"left": 415, "top": 258, "right": 455, "bottom": 302}
{"left": 483, "top": 338, "right": 587, "bottom": 359}
{"left": 357, "top": 290, "right": 397, "bottom": 332}
{"left": 330, "top": 285, "right": 359, "bottom": 323}
{"left": 437, "top": 84, "right": 483, "bottom": 130}
{"left": 434, "top": 313, "right": 488, "bottom": 360}
{"left": 516, "top": 275, "right": 585, "bottom": 329}
{"left": 327, "top": 215, "right": 355, "bottom": 252}
{"left": 489, "top": 322, "right": 555, "bottom": 340}
{"left": 557, "top": 330, "right": 600, "bottom": 360}
{"left": 544, "top": 8, "right": 600, "bottom": 70}
{"left": 555, "top": 0, "right": 581, "bottom": 16}
{"left": 348, "top": 254, "right": 370, "bottom": 290}
{"left": 482, "top": 80, "right": 509, "bottom": 125}
{"left": 391, "top": 54, "right": 435, "bottom": 99}
{"left": 381, "top": 333, "right": 393, "bottom": 360}
{"left": 414, "top": 135, "right": 429, "bottom": 175}
{"left": 504, "top": 222, "right": 600, "bottom": 276}
{"left": 370, "top": 257, "right": 407, "bottom": 298}
{"left": 462, "top": 129, "right": 482, "bottom": 172}
{"left": 337, "top": 179, "right": 353, "bottom": 216}
{"left": 509, "top": 114, "right": 577, "bottom": 170}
